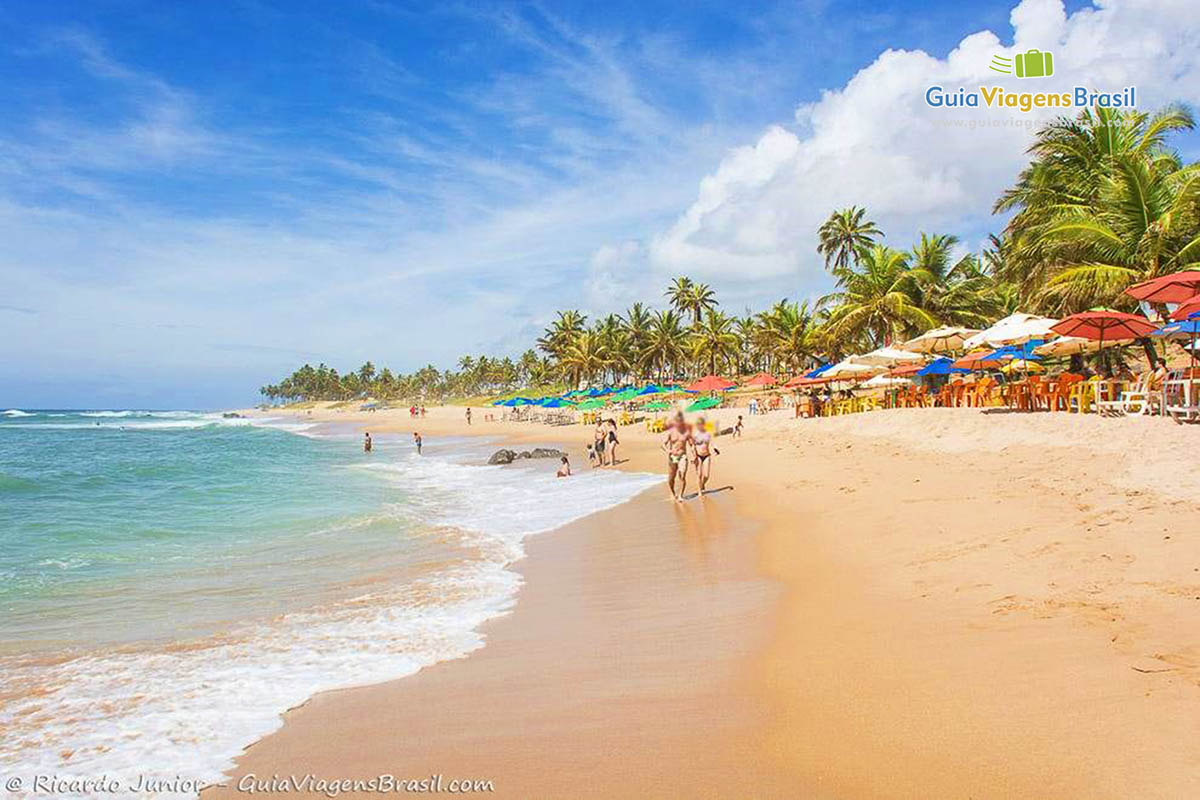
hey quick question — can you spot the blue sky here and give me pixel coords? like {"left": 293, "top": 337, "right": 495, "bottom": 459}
{"left": 2, "top": 0, "right": 1197, "bottom": 408}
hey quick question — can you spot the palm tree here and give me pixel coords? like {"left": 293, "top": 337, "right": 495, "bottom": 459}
{"left": 664, "top": 277, "right": 695, "bottom": 320}
{"left": 818, "top": 207, "right": 883, "bottom": 277}
{"left": 907, "top": 233, "right": 1002, "bottom": 328}
{"left": 536, "top": 310, "right": 587, "bottom": 362}
{"left": 621, "top": 303, "right": 654, "bottom": 380}
{"left": 821, "top": 244, "right": 936, "bottom": 348}
{"left": 687, "top": 282, "right": 718, "bottom": 326}
{"left": 759, "top": 300, "right": 818, "bottom": 374}
{"left": 641, "top": 310, "right": 688, "bottom": 383}
{"left": 995, "top": 104, "right": 1197, "bottom": 308}
{"left": 559, "top": 331, "right": 610, "bottom": 388}
{"left": 689, "top": 309, "right": 739, "bottom": 376}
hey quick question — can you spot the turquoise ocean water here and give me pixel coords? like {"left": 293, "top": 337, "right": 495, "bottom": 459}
{"left": 0, "top": 409, "right": 658, "bottom": 796}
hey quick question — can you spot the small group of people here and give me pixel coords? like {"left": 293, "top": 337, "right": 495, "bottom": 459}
{"left": 409, "top": 405, "right": 426, "bottom": 418}
{"left": 662, "top": 412, "right": 718, "bottom": 502}
{"left": 363, "top": 431, "right": 423, "bottom": 455}
{"left": 587, "top": 418, "right": 621, "bottom": 467}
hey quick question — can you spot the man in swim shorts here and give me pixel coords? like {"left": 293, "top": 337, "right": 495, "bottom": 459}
{"left": 662, "top": 412, "right": 692, "bottom": 502}
{"left": 593, "top": 420, "right": 608, "bottom": 466}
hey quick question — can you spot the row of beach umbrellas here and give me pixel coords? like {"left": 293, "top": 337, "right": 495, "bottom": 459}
{"left": 492, "top": 271, "right": 1200, "bottom": 406}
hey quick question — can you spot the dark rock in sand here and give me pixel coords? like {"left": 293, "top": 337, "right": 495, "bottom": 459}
{"left": 487, "top": 449, "right": 517, "bottom": 465}
{"left": 487, "top": 447, "right": 564, "bottom": 465}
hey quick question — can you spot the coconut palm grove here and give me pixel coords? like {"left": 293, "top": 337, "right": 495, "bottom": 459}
{"left": 259, "top": 106, "right": 1199, "bottom": 404}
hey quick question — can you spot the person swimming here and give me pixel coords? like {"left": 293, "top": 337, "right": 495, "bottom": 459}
{"left": 662, "top": 412, "right": 692, "bottom": 502}
{"left": 363, "top": 432, "right": 372, "bottom": 453}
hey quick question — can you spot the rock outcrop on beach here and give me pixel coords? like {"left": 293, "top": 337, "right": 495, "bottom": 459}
{"left": 487, "top": 447, "right": 564, "bottom": 465}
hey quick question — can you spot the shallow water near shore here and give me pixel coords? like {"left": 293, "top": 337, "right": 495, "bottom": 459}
{"left": 0, "top": 410, "right": 658, "bottom": 795}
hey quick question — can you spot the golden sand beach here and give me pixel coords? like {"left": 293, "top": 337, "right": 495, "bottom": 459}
{"left": 205, "top": 403, "right": 1200, "bottom": 799}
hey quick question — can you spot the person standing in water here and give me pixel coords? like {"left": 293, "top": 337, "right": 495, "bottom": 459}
{"left": 363, "top": 432, "right": 373, "bottom": 453}
{"left": 692, "top": 416, "right": 718, "bottom": 494}
{"left": 413, "top": 432, "right": 422, "bottom": 455}
{"left": 662, "top": 412, "right": 692, "bottom": 502}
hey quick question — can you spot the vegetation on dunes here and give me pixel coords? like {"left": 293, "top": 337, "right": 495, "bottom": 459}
{"left": 260, "top": 105, "right": 1199, "bottom": 405}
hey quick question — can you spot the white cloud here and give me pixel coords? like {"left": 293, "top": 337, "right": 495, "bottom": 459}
{"left": 648, "top": 0, "right": 1200, "bottom": 288}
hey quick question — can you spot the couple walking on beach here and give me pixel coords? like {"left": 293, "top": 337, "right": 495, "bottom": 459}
{"left": 590, "top": 418, "right": 620, "bottom": 467}
{"left": 662, "top": 412, "right": 716, "bottom": 502}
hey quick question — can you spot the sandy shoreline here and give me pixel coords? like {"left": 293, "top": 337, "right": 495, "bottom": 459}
{"left": 204, "top": 403, "right": 1199, "bottom": 798}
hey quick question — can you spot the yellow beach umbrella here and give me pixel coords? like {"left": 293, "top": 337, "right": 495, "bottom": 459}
{"left": 1001, "top": 358, "right": 1044, "bottom": 374}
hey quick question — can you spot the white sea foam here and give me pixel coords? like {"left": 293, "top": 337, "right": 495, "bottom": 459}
{"left": 0, "top": 447, "right": 658, "bottom": 798}
{"left": 2, "top": 409, "right": 32, "bottom": 417}
{"left": 0, "top": 412, "right": 317, "bottom": 434}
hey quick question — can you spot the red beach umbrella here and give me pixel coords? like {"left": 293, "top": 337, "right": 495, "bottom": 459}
{"left": 1052, "top": 309, "right": 1158, "bottom": 371}
{"left": 888, "top": 363, "right": 925, "bottom": 377}
{"left": 1126, "top": 271, "right": 1200, "bottom": 304}
{"left": 1171, "top": 294, "right": 1200, "bottom": 321}
{"left": 1051, "top": 309, "right": 1158, "bottom": 341}
{"left": 742, "top": 372, "right": 779, "bottom": 387}
{"left": 685, "top": 375, "right": 737, "bottom": 392}
{"left": 953, "top": 350, "right": 1003, "bottom": 370}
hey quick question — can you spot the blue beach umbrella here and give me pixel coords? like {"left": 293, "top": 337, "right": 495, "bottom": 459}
{"left": 916, "top": 357, "right": 971, "bottom": 376}
{"left": 805, "top": 363, "right": 833, "bottom": 379}
{"left": 1155, "top": 319, "right": 1200, "bottom": 336}
{"left": 985, "top": 340, "right": 1045, "bottom": 362}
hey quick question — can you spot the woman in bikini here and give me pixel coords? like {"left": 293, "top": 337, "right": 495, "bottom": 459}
{"left": 606, "top": 418, "right": 620, "bottom": 465}
{"left": 692, "top": 416, "right": 717, "bottom": 493}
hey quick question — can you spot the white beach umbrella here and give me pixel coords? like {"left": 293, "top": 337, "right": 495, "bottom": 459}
{"left": 963, "top": 313, "right": 1059, "bottom": 349}
{"left": 848, "top": 346, "right": 926, "bottom": 367}
{"left": 822, "top": 358, "right": 885, "bottom": 381}
{"left": 1032, "top": 336, "right": 1130, "bottom": 357}
{"left": 863, "top": 374, "right": 913, "bottom": 388}
{"left": 991, "top": 316, "right": 1060, "bottom": 345}
{"left": 898, "top": 326, "right": 981, "bottom": 354}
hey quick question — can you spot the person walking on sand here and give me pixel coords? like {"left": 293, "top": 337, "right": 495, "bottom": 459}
{"left": 593, "top": 420, "right": 608, "bottom": 466}
{"left": 413, "top": 432, "right": 422, "bottom": 455}
{"left": 662, "top": 412, "right": 692, "bottom": 502}
{"left": 734, "top": 415, "right": 743, "bottom": 438}
{"left": 556, "top": 455, "right": 572, "bottom": 478}
{"left": 465, "top": 407, "right": 472, "bottom": 426}
{"left": 363, "top": 432, "right": 373, "bottom": 453}
{"left": 692, "top": 416, "right": 718, "bottom": 494}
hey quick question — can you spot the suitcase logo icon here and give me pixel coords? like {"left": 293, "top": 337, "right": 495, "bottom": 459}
{"left": 989, "top": 49, "right": 1055, "bottom": 79}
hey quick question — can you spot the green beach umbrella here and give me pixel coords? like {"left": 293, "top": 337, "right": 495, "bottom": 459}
{"left": 577, "top": 398, "right": 606, "bottom": 410}
{"left": 609, "top": 387, "right": 639, "bottom": 402}
{"left": 643, "top": 400, "right": 671, "bottom": 411}
{"left": 685, "top": 395, "right": 721, "bottom": 412}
